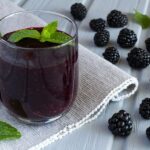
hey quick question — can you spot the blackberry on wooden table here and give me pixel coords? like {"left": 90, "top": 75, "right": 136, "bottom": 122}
{"left": 145, "top": 38, "right": 150, "bottom": 52}
{"left": 117, "top": 28, "right": 137, "bottom": 48}
{"left": 146, "top": 127, "right": 150, "bottom": 140}
{"left": 127, "top": 48, "right": 150, "bottom": 69}
{"left": 89, "top": 18, "right": 106, "bottom": 32}
{"left": 108, "top": 110, "right": 133, "bottom": 137}
{"left": 103, "top": 47, "right": 120, "bottom": 64}
{"left": 139, "top": 98, "right": 150, "bottom": 119}
{"left": 94, "top": 30, "right": 110, "bottom": 47}
{"left": 107, "top": 10, "right": 128, "bottom": 28}
{"left": 70, "top": 3, "right": 87, "bottom": 21}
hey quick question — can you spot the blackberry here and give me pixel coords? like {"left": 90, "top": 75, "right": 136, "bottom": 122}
{"left": 145, "top": 38, "right": 150, "bottom": 52}
{"left": 94, "top": 30, "right": 110, "bottom": 47}
{"left": 139, "top": 98, "right": 150, "bottom": 119}
{"left": 117, "top": 28, "right": 137, "bottom": 48}
{"left": 127, "top": 48, "right": 150, "bottom": 69}
{"left": 146, "top": 127, "right": 150, "bottom": 140}
{"left": 89, "top": 18, "right": 106, "bottom": 32}
{"left": 70, "top": 3, "right": 87, "bottom": 21}
{"left": 108, "top": 110, "right": 133, "bottom": 137}
{"left": 103, "top": 47, "right": 120, "bottom": 64}
{"left": 107, "top": 10, "right": 128, "bottom": 28}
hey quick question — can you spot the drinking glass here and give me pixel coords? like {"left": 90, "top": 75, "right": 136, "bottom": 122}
{"left": 0, "top": 10, "right": 78, "bottom": 124}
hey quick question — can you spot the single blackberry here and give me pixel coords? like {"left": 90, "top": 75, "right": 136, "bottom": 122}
{"left": 89, "top": 18, "right": 106, "bottom": 32}
{"left": 146, "top": 127, "right": 150, "bottom": 140}
{"left": 117, "top": 28, "right": 137, "bottom": 48}
{"left": 70, "top": 3, "right": 87, "bottom": 21}
{"left": 145, "top": 38, "right": 150, "bottom": 52}
{"left": 108, "top": 110, "right": 133, "bottom": 137}
{"left": 127, "top": 48, "right": 150, "bottom": 69}
{"left": 107, "top": 10, "right": 128, "bottom": 28}
{"left": 103, "top": 47, "right": 120, "bottom": 64}
{"left": 94, "top": 30, "right": 110, "bottom": 47}
{"left": 139, "top": 98, "right": 150, "bottom": 119}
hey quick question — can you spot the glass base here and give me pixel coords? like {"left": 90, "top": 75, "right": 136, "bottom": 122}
{"left": 8, "top": 110, "right": 63, "bottom": 125}
{"left": 2, "top": 100, "right": 74, "bottom": 125}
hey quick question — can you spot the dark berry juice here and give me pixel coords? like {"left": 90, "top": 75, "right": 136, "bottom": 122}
{"left": 0, "top": 28, "right": 78, "bottom": 123}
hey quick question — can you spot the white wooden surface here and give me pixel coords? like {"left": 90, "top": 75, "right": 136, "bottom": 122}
{"left": 13, "top": 0, "right": 150, "bottom": 149}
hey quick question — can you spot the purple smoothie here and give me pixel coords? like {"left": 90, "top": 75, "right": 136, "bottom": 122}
{"left": 0, "top": 27, "right": 78, "bottom": 122}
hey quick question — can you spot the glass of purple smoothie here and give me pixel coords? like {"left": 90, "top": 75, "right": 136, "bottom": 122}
{"left": 0, "top": 11, "right": 78, "bottom": 124}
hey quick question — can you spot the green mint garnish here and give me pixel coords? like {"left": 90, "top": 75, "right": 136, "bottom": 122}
{"left": 134, "top": 10, "right": 150, "bottom": 29}
{"left": 40, "top": 20, "right": 58, "bottom": 42}
{"left": 44, "top": 32, "right": 72, "bottom": 44}
{"left": 0, "top": 121, "right": 21, "bottom": 140}
{"left": 8, "top": 21, "right": 72, "bottom": 44}
{"left": 8, "top": 29, "right": 41, "bottom": 43}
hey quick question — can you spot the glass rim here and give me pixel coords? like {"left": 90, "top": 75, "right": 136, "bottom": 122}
{"left": 0, "top": 10, "right": 78, "bottom": 50}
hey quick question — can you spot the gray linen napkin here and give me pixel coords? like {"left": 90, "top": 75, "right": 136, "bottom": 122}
{"left": 0, "top": 1, "right": 138, "bottom": 150}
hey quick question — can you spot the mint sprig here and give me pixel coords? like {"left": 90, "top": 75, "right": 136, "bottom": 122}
{"left": 41, "top": 20, "right": 58, "bottom": 41}
{"left": 44, "top": 31, "right": 72, "bottom": 44}
{"left": 8, "top": 29, "right": 41, "bottom": 43}
{"left": 134, "top": 10, "right": 150, "bottom": 29}
{"left": 0, "top": 121, "right": 21, "bottom": 140}
{"left": 8, "top": 21, "right": 72, "bottom": 44}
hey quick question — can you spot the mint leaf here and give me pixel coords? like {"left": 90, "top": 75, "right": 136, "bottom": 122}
{"left": 8, "top": 29, "right": 41, "bottom": 43}
{"left": 6, "top": 21, "right": 71, "bottom": 44}
{"left": 134, "top": 10, "right": 150, "bottom": 29}
{"left": 45, "top": 31, "right": 72, "bottom": 44}
{"left": 0, "top": 121, "right": 21, "bottom": 140}
{"left": 41, "top": 21, "right": 58, "bottom": 42}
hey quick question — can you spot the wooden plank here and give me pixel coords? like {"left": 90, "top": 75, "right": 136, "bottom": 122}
{"left": 21, "top": 0, "right": 150, "bottom": 150}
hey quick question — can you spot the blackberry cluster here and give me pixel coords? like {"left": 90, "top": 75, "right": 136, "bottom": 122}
{"left": 127, "top": 48, "right": 150, "bottom": 69}
{"left": 89, "top": 18, "right": 106, "bottom": 32}
{"left": 69, "top": 5, "right": 150, "bottom": 140}
{"left": 139, "top": 98, "right": 150, "bottom": 119}
{"left": 146, "top": 127, "right": 150, "bottom": 140}
{"left": 117, "top": 28, "right": 137, "bottom": 48}
{"left": 70, "top": 3, "right": 87, "bottom": 21}
{"left": 103, "top": 47, "right": 120, "bottom": 64}
{"left": 145, "top": 38, "right": 150, "bottom": 52}
{"left": 107, "top": 10, "right": 128, "bottom": 28}
{"left": 94, "top": 30, "right": 110, "bottom": 47}
{"left": 108, "top": 110, "right": 133, "bottom": 137}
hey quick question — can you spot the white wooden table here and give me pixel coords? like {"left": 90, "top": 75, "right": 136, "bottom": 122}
{"left": 13, "top": 0, "right": 150, "bottom": 149}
